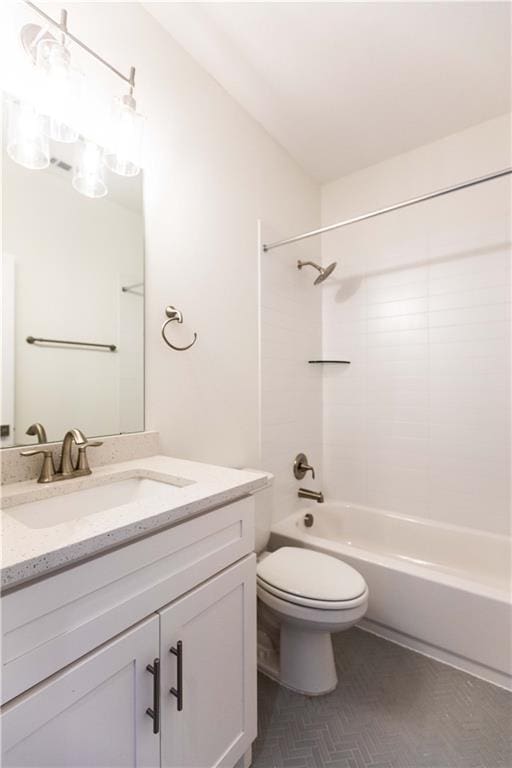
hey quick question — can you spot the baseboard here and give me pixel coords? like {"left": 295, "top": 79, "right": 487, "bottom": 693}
{"left": 358, "top": 618, "right": 512, "bottom": 692}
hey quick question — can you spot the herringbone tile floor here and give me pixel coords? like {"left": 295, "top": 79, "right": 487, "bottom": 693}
{"left": 253, "top": 628, "right": 511, "bottom": 768}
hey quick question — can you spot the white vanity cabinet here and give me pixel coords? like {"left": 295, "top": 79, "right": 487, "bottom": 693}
{"left": 1, "top": 496, "right": 257, "bottom": 768}
{"left": 160, "top": 556, "right": 256, "bottom": 768}
{"left": 2, "top": 616, "right": 161, "bottom": 768}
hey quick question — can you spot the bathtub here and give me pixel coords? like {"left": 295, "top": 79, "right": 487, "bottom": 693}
{"left": 270, "top": 503, "right": 512, "bottom": 689}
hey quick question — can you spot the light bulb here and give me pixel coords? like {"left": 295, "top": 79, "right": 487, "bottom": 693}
{"left": 6, "top": 98, "right": 49, "bottom": 170}
{"left": 36, "top": 37, "right": 82, "bottom": 143}
{"left": 72, "top": 140, "right": 107, "bottom": 198}
{"left": 104, "top": 94, "right": 144, "bottom": 177}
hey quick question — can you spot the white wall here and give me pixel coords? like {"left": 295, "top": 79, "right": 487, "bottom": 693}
{"left": 259, "top": 225, "right": 322, "bottom": 522}
{"left": 3, "top": 152, "right": 143, "bottom": 444}
{"left": 321, "top": 114, "right": 511, "bottom": 535}
{"left": 0, "top": 2, "right": 319, "bottom": 466}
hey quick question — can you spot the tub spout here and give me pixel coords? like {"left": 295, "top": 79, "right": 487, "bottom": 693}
{"left": 298, "top": 488, "right": 324, "bottom": 503}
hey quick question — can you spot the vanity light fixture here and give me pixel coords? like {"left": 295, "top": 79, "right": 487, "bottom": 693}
{"left": 9, "top": 2, "right": 142, "bottom": 197}
{"left": 35, "top": 30, "right": 83, "bottom": 143}
{"left": 104, "top": 70, "right": 144, "bottom": 178}
{"left": 72, "top": 139, "right": 107, "bottom": 199}
{"left": 6, "top": 98, "right": 49, "bottom": 170}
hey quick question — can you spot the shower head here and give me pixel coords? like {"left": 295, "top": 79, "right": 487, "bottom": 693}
{"left": 297, "top": 260, "right": 337, "bottom": 285}
{"left": 314, "top": 261, "right": 337, "bottom": 284}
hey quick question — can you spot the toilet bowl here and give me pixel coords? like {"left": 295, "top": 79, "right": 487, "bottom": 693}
{"left": 243, "top": 472, "right": 368, "bottom": 695}
{"left": 257, "top": 546, "right": 368, "bottom": 695}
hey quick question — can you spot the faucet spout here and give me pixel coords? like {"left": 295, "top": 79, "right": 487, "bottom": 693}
{"left": 298, "top": 488, "right": 324, "bottom": 503}
{"left": 26, "top": 422, "right": 48, "bottom": 443}
{"left": 59, "top": 428, "right": 87, "bottom": 475}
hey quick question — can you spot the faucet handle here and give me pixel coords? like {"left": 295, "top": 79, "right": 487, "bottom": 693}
{"left": 76, "top": 440, "right": 103, "bottom": 474}
{"left": 20, "top": 447, "right": 56, "bottom": 483}
{"left": 293, "top": 452, "right": 316, "bottom": 480}
{"left": 20, "top": 446, "right": 50, "bottom": 456}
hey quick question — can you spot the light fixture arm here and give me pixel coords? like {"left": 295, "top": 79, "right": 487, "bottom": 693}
{"left": 23, "top": 1, "right": 136, "bottom": 89}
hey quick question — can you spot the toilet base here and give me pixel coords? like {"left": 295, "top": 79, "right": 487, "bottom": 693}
{"left": 280, "top": 624, "right": 338, "bottom": 695}
{"left": 257, "top": 579, "right": 368, "bottom": 697}
{"left": 257, "top": 628, "right": 280, "bottom": 681}
{"left": 257, "top": 625, "right": 338, "bottom": 696}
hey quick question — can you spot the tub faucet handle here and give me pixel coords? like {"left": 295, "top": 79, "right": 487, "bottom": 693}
{"left": 293, "top": 453, "right": 316, "bottom": 480}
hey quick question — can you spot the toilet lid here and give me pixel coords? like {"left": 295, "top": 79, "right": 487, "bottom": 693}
{"left": 257, "top": 547, "right": 366, "bottom": 602}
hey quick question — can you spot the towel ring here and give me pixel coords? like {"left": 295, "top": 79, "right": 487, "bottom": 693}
{"left": 161, "top": 306, "right": 198, "bottom": 351}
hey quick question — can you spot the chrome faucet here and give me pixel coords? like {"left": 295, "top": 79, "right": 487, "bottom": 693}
{"left": 298, "top": 488, "right": 324, "bottom": 504}
{"left": 21, "top": 428, "right": 103, "bottom": 484}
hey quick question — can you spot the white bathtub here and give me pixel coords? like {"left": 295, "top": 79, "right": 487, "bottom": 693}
{"left": 270, "top": 503, "right": 512, "bottom": 689}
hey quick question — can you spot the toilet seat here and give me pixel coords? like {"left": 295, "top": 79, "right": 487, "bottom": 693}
{"left": 257, "top": 577, "right": 368, "bottom": 610}
{"left": 257, "top": 580, "right": 368, "bottom": 631}
{"left": 257, "top": 547, "right": 367, "bottom": 610}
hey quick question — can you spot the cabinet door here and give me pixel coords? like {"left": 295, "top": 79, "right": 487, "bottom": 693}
{"left": 2, "top": 616, "right": 160, "bottom": 768}
{"left": 160, "top": 555, "right": 257, "bottom": 768}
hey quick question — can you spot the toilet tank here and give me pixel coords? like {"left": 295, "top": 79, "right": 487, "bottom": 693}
{"left": 242, "top": 469, "right": 274, "bottom": 553}
{"left": 254, "top": 483, "right": 274, "bottom": 553}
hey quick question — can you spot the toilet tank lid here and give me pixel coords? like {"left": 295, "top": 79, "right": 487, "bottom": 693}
{"left": 240, "top": 468, "right": 273, "bottom": 487}
{"left": 257, "top": 547, "right": 366, "bottom": 602}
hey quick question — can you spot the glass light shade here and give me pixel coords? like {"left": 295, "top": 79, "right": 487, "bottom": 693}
{"left": 72, "top": 140, "right": 108, "bottom": 198}
{"left": 104, "top": 94, "right": 144, "bottom": 177}
{"left": 36, "top": 37, "right": 82, "bottom": 143}
{"left": 6, "top": 99, "right": 49, "bottom": 170}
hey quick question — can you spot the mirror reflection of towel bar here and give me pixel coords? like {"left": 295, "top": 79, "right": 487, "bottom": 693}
{"left": 26, "top": 336, "right": 117, "bottom": 352}
{"left": 121, "top": 282, "right": 144, "bottom": 296}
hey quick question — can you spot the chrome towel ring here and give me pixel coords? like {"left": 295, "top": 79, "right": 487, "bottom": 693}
{"left": 161, "top": 306, "right": 198, "bottom": 351}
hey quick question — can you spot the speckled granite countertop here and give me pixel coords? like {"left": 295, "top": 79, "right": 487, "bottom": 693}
{"left": 0, "top": 455, "right": 271, "bottom": 590}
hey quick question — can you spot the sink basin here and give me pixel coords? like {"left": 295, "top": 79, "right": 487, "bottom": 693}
{"left": 6, "top": 476, "right": 192, "bottom": 530}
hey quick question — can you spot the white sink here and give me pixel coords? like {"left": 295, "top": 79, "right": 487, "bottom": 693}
{"left": 6, "top": 476, "right": 193, "bottom": 530}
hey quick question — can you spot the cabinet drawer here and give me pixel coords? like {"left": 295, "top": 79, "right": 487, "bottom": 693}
{"left": 2, "top": 495, "right": 254, "bottom": 703}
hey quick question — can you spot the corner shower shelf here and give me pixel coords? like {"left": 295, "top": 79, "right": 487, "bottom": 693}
{"left": 308, "top": 360, "right": 351, "bottom": 364}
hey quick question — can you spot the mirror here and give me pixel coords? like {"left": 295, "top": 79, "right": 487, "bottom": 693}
{"left": 1, "top": 115, "right": 144, "bottom": 447}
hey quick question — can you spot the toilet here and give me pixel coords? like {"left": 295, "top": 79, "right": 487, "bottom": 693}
{"left": 253, "top": 482, "right": 369, "bottom": 696}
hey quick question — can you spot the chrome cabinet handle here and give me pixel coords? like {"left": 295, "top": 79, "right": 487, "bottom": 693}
{"left": 146, "top": 658, "right": 161, "bottom": 734}
{"left": 170, "top": 641, "right": 183, "bottom": 711}
{"left": 161, "top": 306, "right": 197, "bottom": 351}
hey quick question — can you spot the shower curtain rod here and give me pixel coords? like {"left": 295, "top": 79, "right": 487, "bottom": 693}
{"left": 262, "top": 167, "right": 512, "bottom": 252}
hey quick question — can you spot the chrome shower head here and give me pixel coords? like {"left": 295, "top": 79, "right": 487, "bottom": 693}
{"left": 297, "top": 260, "right": 337, "bottom": 285}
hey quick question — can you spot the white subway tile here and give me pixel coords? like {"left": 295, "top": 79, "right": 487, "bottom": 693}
{"left": 367, "top": 297, "right": 428, "bottom": 319}
{"left": 429, "top": 285, "right": 509, "bottom": 312}
{"left": 428, "top": 303, "right": 510, "bottom": 328}
{"left": 367, "top": 314, "right": 427, "bottom": 333}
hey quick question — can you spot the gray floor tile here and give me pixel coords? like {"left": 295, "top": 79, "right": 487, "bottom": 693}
{"left": 252, "top": 628, "right": 512, "bottom": 768}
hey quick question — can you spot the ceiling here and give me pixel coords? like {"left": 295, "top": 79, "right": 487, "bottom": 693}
{"left": 144, "top": 2, "right": 511, "bottom": 183}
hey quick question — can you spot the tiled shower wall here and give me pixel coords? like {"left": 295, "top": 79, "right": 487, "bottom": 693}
{"left": 259, "top": 224, "right": 323, "bottom": 523}
{"left": 321, "top": 114, "right": 511, "bottom": 535}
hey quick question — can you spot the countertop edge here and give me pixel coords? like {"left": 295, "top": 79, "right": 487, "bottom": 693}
{"left": 1, "top": 457, "right": 272, "bottom": 591}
